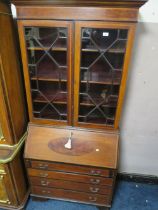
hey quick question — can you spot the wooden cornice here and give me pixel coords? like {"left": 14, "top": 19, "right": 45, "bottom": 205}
{"left": 11, "top": 0, "right": 148, "bottom": 8}
{"left": 0, "top": 0, "right": 11, "bottom": 14}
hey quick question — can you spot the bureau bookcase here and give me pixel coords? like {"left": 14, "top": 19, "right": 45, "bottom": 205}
{"left": 12, "top": 0, "right": 148, "bottom": 209}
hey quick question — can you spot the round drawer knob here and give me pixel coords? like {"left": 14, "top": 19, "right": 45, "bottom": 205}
{"left": 90, "top": 170, "right": 101, "bottom": 175}
{"left": 90, "top": 178, "right": 100, "bottom": 184}
{"left": 90, "top": 187, "right": 99, "bottom": 193}
{"left": 41, "top": 180, "right": 50, "bottom": 186}
{"left": 38, "top": 164, "right": 48, "bottom": 169}
{"left": 89, "top": 196, "right": 97, "bottom": 202}
{"left": 39, "top": 173, "right": 48, "bottom": 178}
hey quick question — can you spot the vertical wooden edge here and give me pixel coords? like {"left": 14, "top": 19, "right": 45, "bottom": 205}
{"left": 114, "top": 24, "right": 136, "bottom": 128}
{"left": 3, "top": 163, "right": 18, "bottom": 205}
{"left": 116, "top": 134, "right": 120, "bottom": 169}
{"left": 73, "top": 22, "right": 82, "bottom": 127}
{"left": 17, "top": 20, "right": 34, "bottom": 123}
{"left": 67, "top": 22, "right": 73, "bottom": 126}
{"left": 0, "top": 56, "right": 14, "bottom": 145}
{"left": 9, "top": 151, "right": 28, "bottom": 204}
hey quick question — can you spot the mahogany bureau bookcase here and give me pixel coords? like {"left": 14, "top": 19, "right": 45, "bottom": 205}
{"left": 11, "top": 0, "right": 148, "bottom": 209}
{"left": 0, "top": 0, "right": 29, "bottom": 209}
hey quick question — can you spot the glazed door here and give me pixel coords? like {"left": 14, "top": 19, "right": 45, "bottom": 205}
{"left": 74, "top": 21, "right": 135, "bottom": 129}
{"left": 18, "top": 21, "right": 73, "bottom": 126}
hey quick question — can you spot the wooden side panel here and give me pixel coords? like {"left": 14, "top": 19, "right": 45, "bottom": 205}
{"left": 114, "top": 24, "right": 136, "bottom": 128}
{"left": 0, "top": 57, "right": 13, "bottom": 145}
{"left": 0, "top": 4, "right": 27, "bottom": 144}
{"left": 9, "top": 151, "right": 28, "bottom": 204}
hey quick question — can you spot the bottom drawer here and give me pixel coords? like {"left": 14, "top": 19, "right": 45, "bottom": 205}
{"left": 32, "top": 186, "right": 111, "bottom": 206}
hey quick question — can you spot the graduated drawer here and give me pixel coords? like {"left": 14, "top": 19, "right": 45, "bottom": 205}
{"left": 30, "top": 177, "right": 112, "bottom": 195}
{"left": 28, "top": 168, "right": 113, "bottom": 186}
{"left": 28, "top": 160, "right": 112, "bottom": 177}
{"left": 31, "top": 185, "right": 111, "bottom": 206}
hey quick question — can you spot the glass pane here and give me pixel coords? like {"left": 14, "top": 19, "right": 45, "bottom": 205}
{"left": 24, "top": 26, "right": 68, "bottom": 121}
{"left": 79, "top": 27, "right": 128, "bottom": 126}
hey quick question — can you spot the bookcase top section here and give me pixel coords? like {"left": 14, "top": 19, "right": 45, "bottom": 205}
{"left": 11, "top": 0, "right": 148, "bottom": 8}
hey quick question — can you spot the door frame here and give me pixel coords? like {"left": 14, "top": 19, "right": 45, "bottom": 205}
{"left": 18, "top": 20, "right": 73, "bottom": 126}
{"left": 74, "top": 21, "right": 136, "bottom": 130}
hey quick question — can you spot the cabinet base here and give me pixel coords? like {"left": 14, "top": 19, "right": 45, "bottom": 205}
{"left": 32, "top": 197, "right": 48, "bottom": 202}
{"left": 30, "top": 194, "right": 111, "bottom": 210}
{"left": 97, "top": 206, "right": 110, "bottom": 210}
{"left": 0, "top": 189, "right": 30, "bottom": 210}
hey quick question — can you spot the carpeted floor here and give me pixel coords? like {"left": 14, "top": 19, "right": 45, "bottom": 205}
{"left": 24, "top": 181, "right": 158, "bottom": 210}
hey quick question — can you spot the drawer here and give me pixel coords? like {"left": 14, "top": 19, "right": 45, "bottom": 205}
{"left": 28, "top": 168, "right": 113, "bottom": 186}
{"left": 31, "top": 186, "right": 111, "bottom": 206}
{"left": 29, "top": 160, "right": 112, "bottom": 177}
{"left": 30, "top": 177, "right": 113, "bottom": 195}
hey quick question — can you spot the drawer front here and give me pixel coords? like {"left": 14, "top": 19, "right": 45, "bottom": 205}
{"left": 32, "top": 186, "right": 110, "bottom": 206}
{"left": 28, "top": 168, "right": 113, "bottom": 186}
{"left": 29, "top": 160, "right": 112, "bottom": 177}
{"left": 30, "top": 177, "right": 112, "bottom": 195}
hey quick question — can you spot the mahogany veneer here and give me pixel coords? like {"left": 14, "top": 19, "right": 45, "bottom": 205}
{"left": 24, "top": 125, "right": 118, "bottom": 208}
{"left": 12, "top": 0, "right": 148, "bottom": 209}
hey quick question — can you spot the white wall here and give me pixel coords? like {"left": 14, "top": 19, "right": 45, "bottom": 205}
{"left": 120, "top": 0, "right": 158, "bottom": 175}
{"left": 139, "top": 0, "right": 158, "bottom": 23}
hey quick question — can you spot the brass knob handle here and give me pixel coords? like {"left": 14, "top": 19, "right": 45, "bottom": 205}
{"left": 90, "top": 187, "right": 99, "bottom": 193}
{"left": 90, "top": 178, "right": 100, "bottom": 184}
{"left": 90, "top": 170, "right": 101, "bottom": 175}
{"left": 39, "top": 173, "right": 48, "bottom": 178}
{"left": 41, "top": 180, "right": 49, "bottom": 186}
{"left": 89, "top": 196, "right": 97, "bottom": 202}
{"left": 38, "top": 164, "right": 48, "bottom": 169}
{"left": 42, "top": 190, "right": 50, "bottom": 194}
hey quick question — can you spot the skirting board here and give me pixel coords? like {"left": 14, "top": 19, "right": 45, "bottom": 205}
{"left": 118, "top": 173, "right": 158, "bottom": 185}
